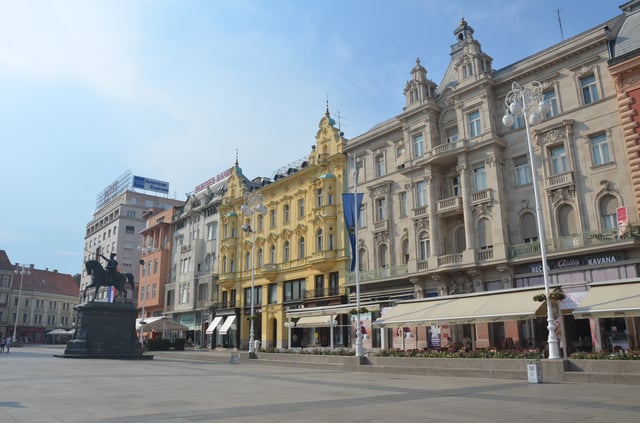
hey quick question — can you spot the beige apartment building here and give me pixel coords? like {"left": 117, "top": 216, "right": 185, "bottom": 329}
{"left": 216, "top": 111, "right": 351, "bottom": 350}
{"left": 345, "top": 8, "right": 640, "bottom": 354}
{"left": 81, "top": 171, "right": 183, "bottom": 303}
{"left": 164, "top": 169, "right": 232, "bottom": 347}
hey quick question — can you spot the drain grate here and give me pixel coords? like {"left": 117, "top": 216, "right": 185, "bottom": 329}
{"left": 0, "top": 402, "right": 25, "bottom": 408}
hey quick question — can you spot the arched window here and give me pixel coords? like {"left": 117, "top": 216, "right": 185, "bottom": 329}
{"left": 270, "top": 244, "right": 276, "bottom": 263}
{"left": 557, "top": 205, "right": 576, "bottom": 236}
{"left": 316, "top": 229, "right": 323, "bottom": 252}
{"left": 222, "top": 256, "right": 227, "bottom": 273}
{"left": 402, "top": 239, "right": 409, "bottom": 264}
{"left": 283, "top": 240, "right": 290, "bottom": 262}
{"left": 599, "top": 195, "right": 618, "bottom": 230}
{"left": 245, "top": 251, "right": 250, "bottom": 269}
{"left": 257, "top": 248, "right": 263, "bottom": 267}
{"left": 521, "top": 212, "right": 538, "bottom": 243}
{"left": 358, "top": 248, "right": 367, "bottom": 271}
{"left": 378, "top": 244, "right": 388, "bottom": 268}
{"left": 298, "top": 237, "right": 305, "bottom": 258}
{"left": 476, "top": 218, "right": 493, "bottom": 249}
{"left": 418, "top": 233, "right": 430, "bottom": 261}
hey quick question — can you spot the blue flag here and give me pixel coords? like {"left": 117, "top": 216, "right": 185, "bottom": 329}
{"left": 342, "top": 193, "right": 364, "bottom": 272}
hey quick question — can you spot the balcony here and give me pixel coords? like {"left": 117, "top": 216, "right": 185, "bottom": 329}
{"left": 413, "top": 206, "right": 428, "bottom": 218}
{"left": 345, "top": 264, "right": 408, "bottom": 285}
{"left": 417, "top": 260, "right": 429, "bottom": 271}
{"left": 261, "top": 263, "right": 278, "bottom": 281}
{"left": 427, "top": 140, "right": 464, "bottom": 164}
{"left": 180, "top": 244, "right": 191, "bottom": 253}
{"left": 436, "top": 196, "right": 463, "bottom": 216}
{"left": 437, "top": 253, "right": 463, "bottom": 267}
{"left": 471, "top": 189, "right": 492, "bottom": 205}
{"left": 508, "top": 226, "right": 640, "bottom": 259}
{"left": 545, "top": 171, "right": 574, "bottom": 190}
{"left": 309, "top": 250, "right": 338, "bottom": 271}
{"left": 477, "top": 247, "right": 494, "bottom": 262}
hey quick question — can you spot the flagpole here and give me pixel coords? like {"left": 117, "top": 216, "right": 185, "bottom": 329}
{"left": 353, "top": 154, "right": 363, "bottom": 357}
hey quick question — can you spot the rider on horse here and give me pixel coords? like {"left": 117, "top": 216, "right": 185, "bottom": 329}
{"left": 99, "top": 252, "right": 118, "bottom": 283}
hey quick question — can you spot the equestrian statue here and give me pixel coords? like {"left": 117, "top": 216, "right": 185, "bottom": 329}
{"left": 83, "top": 253, "right": 135, "bottom": 302}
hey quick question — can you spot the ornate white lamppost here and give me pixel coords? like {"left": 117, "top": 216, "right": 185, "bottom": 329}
{"left": 13, "top": 264, "right": 31, "bottom": 342}
{"left": 241, "top": 191, "right": 267, "bottom": 355}
{"left": 502, "top": 80, "right": 560, "bottom": 359}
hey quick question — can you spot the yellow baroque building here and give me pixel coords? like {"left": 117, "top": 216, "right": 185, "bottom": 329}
{"left": 216, "top": 110, "right": 350, "bottom": 350}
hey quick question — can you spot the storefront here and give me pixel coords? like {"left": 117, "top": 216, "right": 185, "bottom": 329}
{"left": 573, "top": 279, "right": 640, "bottom": 352}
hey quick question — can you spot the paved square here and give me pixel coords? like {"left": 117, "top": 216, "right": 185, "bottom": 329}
{"left": 1, "top": 346, "right": 639, "bottom": 422}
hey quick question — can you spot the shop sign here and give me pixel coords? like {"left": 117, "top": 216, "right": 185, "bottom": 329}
{"left": 522, "top": 251, "right": 625, "bottom": 274}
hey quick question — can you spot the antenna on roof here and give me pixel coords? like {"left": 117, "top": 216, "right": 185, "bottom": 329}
{"left": 555, "top": 9, "right": 565, "bottom": 42}
{"left": 335, "top": 110, "right": 346, "bottom": 132}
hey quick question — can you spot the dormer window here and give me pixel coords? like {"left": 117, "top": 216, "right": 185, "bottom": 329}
{"left": 462, "top": 63, "right": 473, "bottom": 78}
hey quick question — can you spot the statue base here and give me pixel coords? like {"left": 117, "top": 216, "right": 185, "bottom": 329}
{"left": 57, "top": 301, "right": 152, "bottom": 360}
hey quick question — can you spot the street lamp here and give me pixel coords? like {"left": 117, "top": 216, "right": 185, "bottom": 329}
{"left": 241, "top": 191, "right": 267, "bottom": 355}
{"left": 502, "top": 80, "right": 560, "bottom": 360}
{"left": 13, "top": 264, "right": 31, "bottom": 343}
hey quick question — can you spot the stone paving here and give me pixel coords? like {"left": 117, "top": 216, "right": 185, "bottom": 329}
{"left": 1, "top": 345, "right": 639, "bottom": 422}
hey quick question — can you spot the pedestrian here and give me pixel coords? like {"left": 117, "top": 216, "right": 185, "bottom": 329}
{"left": 0, "top": 336, "right": 5, "bottom": 353}
{"left": 5, "top": 337, "right": 11, "bottom": 353}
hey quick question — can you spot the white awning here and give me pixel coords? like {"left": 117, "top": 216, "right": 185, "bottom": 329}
{"left": 136, "top": 316, "right": 188, "bottom": 332}
{"left": 373, "top": 289, "right": 546, "bottom": 327}
{"left": 206, "top": 316, "right": 224, "bottom": 334}
{"left": 573, "top": 280, "right": 640, "bottom": 319}
{"left": 295, "top": 315, "right": 337, "bottom": 328}
{"left": 218, "top": 315, "right": 237, "bottom": 335}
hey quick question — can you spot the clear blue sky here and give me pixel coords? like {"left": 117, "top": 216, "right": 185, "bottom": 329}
{"left": 0, "top": 0, "right": 621, "bottom": 275}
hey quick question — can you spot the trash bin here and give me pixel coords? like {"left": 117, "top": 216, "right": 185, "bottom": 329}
{"left": 230, "top": 352, "right": 239, "bottom": 365}
{"left": 527, "top": 359, "right": 542, "bottom": 383}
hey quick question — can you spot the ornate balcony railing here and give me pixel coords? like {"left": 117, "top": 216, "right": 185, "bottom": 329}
{"left": 345, "top": 264, "right": 408, "bottom": 284}
{"left": 545, "top": 171, "right": 574, "bottom": 189}
{"left": 509, "top": 225, "right": 640, "bottom": 259}
{"left": 437, "top": 253, "right": 463, "bottom": 267}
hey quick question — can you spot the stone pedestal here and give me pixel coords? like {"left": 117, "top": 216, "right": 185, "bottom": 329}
{"left": 60, "top": 302, "right": 152, "bottom": 359}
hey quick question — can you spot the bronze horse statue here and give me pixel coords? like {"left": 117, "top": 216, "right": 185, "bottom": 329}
{"left": 84, "top": 260, "right": 135, "bottom": 302}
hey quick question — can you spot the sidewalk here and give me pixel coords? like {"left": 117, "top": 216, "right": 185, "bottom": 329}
{"left": 2, "top": 345, "right": 640, "bottom": 422}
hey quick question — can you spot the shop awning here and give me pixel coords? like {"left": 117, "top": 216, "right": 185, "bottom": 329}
{"left": 285, "top": 302, "right": 380, "bottom": 319}
{"left": 573, "top": 280, "right": 640, "bottom": 319}
{"left": 218, "top": 315, "right": 236, "bottom": 335}
{"left": 373, "top": 289, "right": 545, "bottom": 328}
{"left": 295, "top": 315, "right": 337, "bottom": 328}
{"left": 205, "top": 316, "right": 224, "bottom": 334}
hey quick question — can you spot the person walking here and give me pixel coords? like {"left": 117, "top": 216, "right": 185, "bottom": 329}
{"left": 5, "top": 336, "right": 11, "bottom": 353}
{"left": 0, "top": 336, "right": 5, "bottom": 353}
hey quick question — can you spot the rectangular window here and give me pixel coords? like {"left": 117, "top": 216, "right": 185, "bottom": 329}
{"left": 473, "top": 165, "right": 488, "bottom": 191}
{"left": 125, "top": 225, "right": 135, "bottom": 234}
{"left": 127, "top": 210, "right": 136, "bottom": 218}
{"left": 514, "top": 155, "right": 532, "bottom": 186}
{"left": 543, "top": 89, "right": 558, "bottom": 118}
{"left": 591, "top": 133, "right": 612, "bottom": 166}
{"left": 396, "top": 144, "right": 405, "bottom": 158}
{"left": 268, "top": 284, "right": 278, "bottom": 304}
{"left": 580, "top": 74, "right": 599, "bottom": 104}
{"left": 283, "top": 279, "right": 306, "bottom": 302}
{"left": 416, "top": 181, "right": 427, "bottom": 207}
{"left": 314, "top": 275, "right": 324, "bottom": 297}
{"left": 550, "top": 146, "right": 568, "bottom": 174}
{"left": 358, "top": 204, "right": 367, "bottom": 228}
{"left": 445, "top": 126, "right": 459, "bottom": 143}
{"left": 244, "top": 286, "right": 262, "bottom": 307}
{"left": 316, "top": 189, "right": 323, "bottom": 207}
{"left": 468, "top": 111, "right": 481, "bottom": 138}
{"left": 329, "top": 272, "right": 339, "bottom": 296}
{"left": 419, "top": 236, "right": 430, "bottom": 261}
{"left": 298, "top": 198, "right": 305, "bottom": 218}
{"left": 207, "top": 222, "right": 218, "bottom": 240}
{"left": 269, "top": 209, "right": 276, "bottom": 228}
{"left": 413, "top": 134, "right": 424, "bottom": 158}
{"left": 375, "top": 154, "right": 385, "bottom": 177}
{"left": 257, "top": 214, "right": 264, "bottom": 231}
{"left": 283, "top": 204, "right": 290, "bottom": 223}
{"left": 399, "top": 192, "right": 408, "bottom": 217}
{"left": 376, "top": 198, "right": 386, "bottom": 221}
